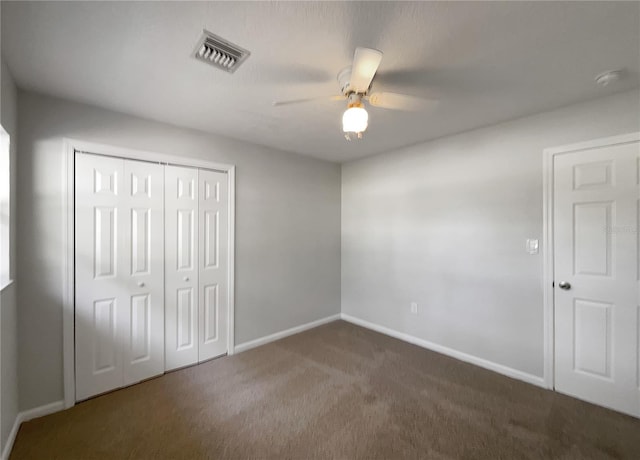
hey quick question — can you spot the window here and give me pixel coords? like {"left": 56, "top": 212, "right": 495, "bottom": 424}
{"left": 0, "top": 125, "right": 10, "bottom": 287}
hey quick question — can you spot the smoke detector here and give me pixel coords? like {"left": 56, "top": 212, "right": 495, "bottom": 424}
{"left": 194, "top": 30, "right": 250, "bottom": 73}
{"left": 595, "top": 70, "right": 623, "bottom": 87}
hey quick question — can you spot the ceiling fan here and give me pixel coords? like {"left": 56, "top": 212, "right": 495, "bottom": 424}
{"left": 272, "top": 47, "right": 436, "bottom": 140}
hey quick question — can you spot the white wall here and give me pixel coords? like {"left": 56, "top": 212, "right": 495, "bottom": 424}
{"left": 342, "top": 89, "right": 640, "bottom": 379}
{"left": 16, "top": 91, "right": 341, "bottom": 411}
{"left": 0, "top": 57, "right": 18, "bottom": 454}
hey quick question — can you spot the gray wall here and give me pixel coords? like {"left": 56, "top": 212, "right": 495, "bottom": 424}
{"left": 16, "top": 91, "right": 341, "bottom": 411}
{"left": 0, "top": 57, "right": 18, "bottom": 452}
{"left": 13, "top": 82, "right": 640, "bottom": 414}
{"left": 342, "top": 89, "right": 640, "bottom": 378}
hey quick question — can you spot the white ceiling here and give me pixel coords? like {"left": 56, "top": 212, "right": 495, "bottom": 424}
{"left": 2, "top": 1, "right": 639, "bottom": 162}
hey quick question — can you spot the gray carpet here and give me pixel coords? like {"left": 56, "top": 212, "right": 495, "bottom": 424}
{"left": 11, "top": 320, "right": 640, "bottom": 459}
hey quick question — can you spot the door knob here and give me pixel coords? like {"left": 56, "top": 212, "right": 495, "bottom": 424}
{"left": 137, "top": 281, "right": 145, "bottom": 287}
{"left": 558, "top": 281, "right": 571, "bottom": 290}
{"left": 183, "top": 276, "right": 190, "bottom": 282}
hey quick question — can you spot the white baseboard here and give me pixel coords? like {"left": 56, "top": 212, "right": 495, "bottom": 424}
{"left": 2, "top": 400, "right": 64, "bottom": 460}
{"left": 1, "top": 418, "right": 20, "bottom": 460}
{"left": 341, "top": 313, "right": 546, "bottom": 389}
{"left": 234, "top": 313, "right": 341, "bottom": 353}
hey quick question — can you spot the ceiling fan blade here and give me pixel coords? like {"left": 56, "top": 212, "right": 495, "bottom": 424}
{"left": 349, "top": 47, "right": 383, "bottom": 93}
{"left": 272, "top": 95, "right": 344, "bottom": 107}
{"left": 368, "top": 92, "right": 437, "bottom": 111}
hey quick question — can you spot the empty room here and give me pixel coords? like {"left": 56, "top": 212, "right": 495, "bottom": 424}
{"left": 1, "top": 1, "right": 639, "bottom": 458}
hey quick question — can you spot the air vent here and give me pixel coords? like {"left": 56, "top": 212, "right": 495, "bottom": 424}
{"left": 194, "top": 30, "right": 250, "bottom": 73}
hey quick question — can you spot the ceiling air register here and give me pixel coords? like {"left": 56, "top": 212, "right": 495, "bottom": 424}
{"left": 194, "top": 30, "right": 250, "bottom": 73}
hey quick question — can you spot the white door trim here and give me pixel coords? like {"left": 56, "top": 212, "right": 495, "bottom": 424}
{"left": 62, "top": 138, "right": 236, "bottom": 409}
{"left": 541, "top": 131, "right": 640, "bottom": 390}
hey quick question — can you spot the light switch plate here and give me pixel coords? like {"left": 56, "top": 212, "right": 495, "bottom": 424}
{"left": 526, "top": 239, "right": 539, "bottom": 254}
{"left": 410, "top": 302, "right": 418, "bottom": 314}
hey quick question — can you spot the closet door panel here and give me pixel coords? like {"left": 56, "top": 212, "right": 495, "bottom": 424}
{"left": 165, "top": 165, "right": 199, "bottom": 370}
{"left": 123, "top": 160, "right": 165, "bottom": 384}
{"left": 75, "top": 153, "right": 127, "bottom": 400}
{"left": 198, "top": 169, "right": 228, "bottom": 361}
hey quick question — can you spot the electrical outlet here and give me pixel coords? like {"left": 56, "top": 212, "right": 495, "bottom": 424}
{"left": 410, "top": 302, "right": 418, "bottom": 314}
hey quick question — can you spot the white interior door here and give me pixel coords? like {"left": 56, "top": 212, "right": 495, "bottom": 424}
{"left": 198, "top": 169, "right": 229, "bottom": 361}
{"left": 165, "top": 165, "right": 199, "bottom": 370}
{"left": 76, "top": 153, "right": 164, "bottom": 400}
{"left": 554, "top": 140, "right": 640, "bottom": 417}
{"left": 123, "top": 159, "right": 165, "bottom": 385}
{"left": 76, "top": 153, "right": 125, "bottom": 400}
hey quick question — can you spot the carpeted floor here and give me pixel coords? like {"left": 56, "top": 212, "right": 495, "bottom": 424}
{"left": 10, "top": 320, "right": 640, "bottom": 459}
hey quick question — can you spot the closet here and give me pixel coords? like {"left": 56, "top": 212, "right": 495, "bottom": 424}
{"left": 75, "top": 152, "right": 229, "bottom": 401}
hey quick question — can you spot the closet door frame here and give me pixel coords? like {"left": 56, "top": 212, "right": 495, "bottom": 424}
{"left": 62, "top": 139, "right": 236, "bottom": 409}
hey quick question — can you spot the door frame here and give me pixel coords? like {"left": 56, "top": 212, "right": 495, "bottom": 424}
{"left": 62, "top": 138, "right": 236, "bottom": 409}
{"left": 542, "top": 131, "right": 640, "bottom": 390}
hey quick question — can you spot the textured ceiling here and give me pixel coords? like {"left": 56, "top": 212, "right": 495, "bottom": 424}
{"left": 2, "top": 1, "right": 639, "bottom": 162}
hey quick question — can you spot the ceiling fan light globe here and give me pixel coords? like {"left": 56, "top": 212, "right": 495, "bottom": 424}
{"left": 342, "top": 107, "right": 368, "bottom": 134}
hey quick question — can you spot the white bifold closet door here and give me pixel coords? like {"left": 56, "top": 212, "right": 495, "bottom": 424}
{"left": 198, "top": 169, "right": 229, "bottom": 363}
{"left": 75, "top": 153, "right": 165, "bottom": 401}
{"left": 165, "top": 166, "right": 199, "bottom": 370}
{"left": 165, "top": 166, "right": 228, "bottom": 371}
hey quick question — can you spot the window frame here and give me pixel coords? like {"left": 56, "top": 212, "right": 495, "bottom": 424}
{"left": 0, "top": 124, "right": 11, "bottom": 290}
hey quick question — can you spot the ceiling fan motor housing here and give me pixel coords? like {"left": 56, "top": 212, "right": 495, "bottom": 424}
{"left": 346, "top": 93, "right": 364, "bottom": 108}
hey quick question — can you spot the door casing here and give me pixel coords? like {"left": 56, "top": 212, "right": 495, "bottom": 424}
{"left": 542, "top": 132, "right": 640, "bottom": 391}
{"left": 62, "top": 139, "right": 236, "bottom": 409}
